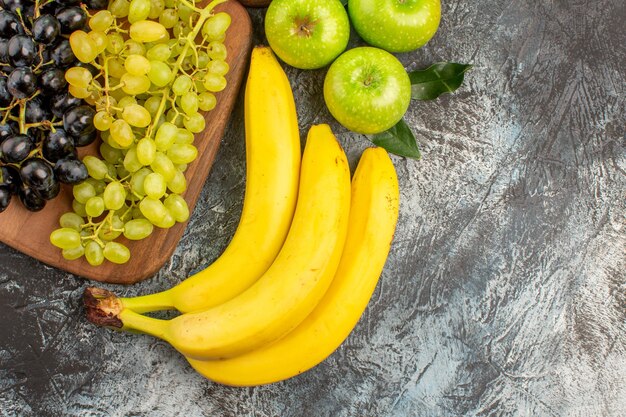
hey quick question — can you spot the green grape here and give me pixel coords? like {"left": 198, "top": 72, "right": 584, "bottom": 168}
{"left": 103, "top": 242, "right": 131, "bottom": 264}
{"left": 167, "top": 39, "right": 183, "bottom": 58}
{"left": 117, "top": 165, "right": 130, "bottom": 180}
{"left": 159, "top": 8, "right": 178, "bottom": 28}
{"left": 116, "top": 96, "right": 137, "bottom": 118}
{"left": 164, "top": 0, "right": 175, "bottom": 7}
{"left": 203, "top": 73, "right": 227, "bottom": 92}
{"left": 183, "top": 112, "right": 205, "bottom": 133}
{"left": 70, "top": 31, "right": 98, "bottom": 63}
{"left": 111, "top": 119, "right": 135, "bottom": 148}
{"left": 124, "top": 218, "right": 154, "bottom": 240}
{"left": 69, "top": 85, "right": 90, "bottom": 99}
{"left": 197, "top": 51, "right": 209, "bottom": 69}
{"left": 139, "top": 197, "right": 167, "bottom": 224}
{"left": 86, "top": 196, "right": 105, "bottom": 217}
{"left": 167, "top": 170, "right": 187, "bottom": 194}
{"left": 106, "top": 33, "right": 125, "bottom": 55}
{"left": 123, "top": 104, "right": 152, "bottom": 127}
{"left": 207, "top": 41, "right": 227, "bottom": 61}
{"left": 121, "top": 73, "right": 151, "bottom": 95}
{"left": 207, "top": 60, "right": 229, "bottom": 76}
{"left": 143, "top": 172, "right": 166, "bottom": 199}
{"left": 167, "top": 144, "right": 198, "bottom": 165}
{"left": 107, "top": 58, "right": 127, "bottom": 79}
{"left": 99, "top": 142, "right": 122, "bottom": 165}
{"left": 148, "top": 0, "right": 165, "bottom": 19}
{"left": 103, "top": 182, "right": 127, "bottom": 210}
{"left": 124, "top": 39, "right": 146, "bottom": 56}
{"left": 144, "top": 95, "right": 163, "bottom": 117}
{"left": 109, "top": 0, "right": 130, "bottom": 17}
{"left": 62, "top": 245, "right": 85, "bottom": 261}
{"left": 180, "top": 92, "right": 199, "bottom": 115}
{"left": 136, "top": 137, "right": 157, "bottom": 165}
{"left": 125, "top": 54, "right": 151, "bottom": 76}
{"left": 88, "top": 31, "right": 108, "bottom": 55}
{"left": 86, "top": 178, "right": 107, "bottom": 195}
{"left": 94, "top": 111, "right": 113, "bottom": 131}
{"left": 130, "top": 167, "right": 152, "bottom": 195}
{"left": 177, "top": 4, "right": 194, "bottom": 22}
{"left": 175, "top": 128, "right": 194, "bottom": 144}
{"left": 172, "top": 75, "right": 192, "bottom": 96}
{"left": 83, "top": 156, "right": 109, "bottom": 180}
{"left": 124, "top": 146, "right": 143, "bottom": 173}
{"left": 202, "top": 12, "right": 231, "bottom": 40}
{"left": 85, "top": 240, "right": 105, "bottom": 266}
{"left": 155, "top": 211, "right": 176, "bottom": 229}
{"left": 90, "top": 10, "right": 114, "bottom": 32}
{"left": 105, "top": 161, "right": 118, "bottom": 180}
{"left": 98, "top": 216, "right": 125, "bottom": 241}
{"left": 148, "top": 60, "right": 173, "bottom": 87}
{"left": 60, "top": 212, "right": 85, "bottom": 231}
{"left": 172, "top": 21, "right": 191, "bottom": 39}
{"left": 128, "top": 0, "right": 151, "bottom": 23}
{"left": 146, "top": 43, "right": 171, "bottom": 61}
{"left": 65, "top": 67, "right": 92, "bottom": 88}
{"left": 198, "top": 92, "right": 217, "bottom": 111}
{"left": 150, "top": 151, "right": 176, "bottom": 181}
{"left": 175, "top": 164, "right": 187, "bottom": 172}
{"left": 130, "top": 20, "right": 168, "bottom": 43}
{"left": 131, "top": 206, "right": 145, "bottom": 219}
{"left": 166, "top": 108, "right": 184, "bottom": 128}
{"left": 50, "top": 228, "right": 82, "bottom": 250}
{"left": 154, "top": 122, "right": 177, "bottom": 151}
{"left": 164, "top": 194, "right": 189, "bottom": 223}
{"left": 72, "top": 199, "right": 88, "bottom": 217}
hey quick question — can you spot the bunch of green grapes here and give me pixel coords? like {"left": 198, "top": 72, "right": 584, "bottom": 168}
{"left": 49, "top": 0, "right": 231, "bottom": 266}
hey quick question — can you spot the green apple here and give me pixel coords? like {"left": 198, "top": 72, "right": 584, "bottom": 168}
{"left": 264, "top": 0, "right": 350, "bottom": 70}
{"left": 323, "top": 47, "right": 411, "bottom": 135}
{"left": 348, "top": 0, "right": 441, "bottom": 53}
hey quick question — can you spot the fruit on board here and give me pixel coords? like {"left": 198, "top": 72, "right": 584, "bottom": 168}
{"left": 324, "top": 47, "right": 411, "bottom": 134}
{"left": 187, "top": 146, "right": 400, "bottom": 386}
{"left": 48, "top": 0, "right": 233, "bottom": 265}
{"left": 116, "top": 46, "right": 302, "bottom": 314}
{"left": 348, "top": 0, "right": 441, "bottom": 53}
{"left": 0, "top": 1, "right": 108, "bottom": 213}
{"left": 265, "top": 0, "right": 350, "bottom": 69}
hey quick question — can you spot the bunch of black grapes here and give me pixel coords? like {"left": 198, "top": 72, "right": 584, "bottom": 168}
{"left": 0, "top": 0, "right": 107, "bottom": 213}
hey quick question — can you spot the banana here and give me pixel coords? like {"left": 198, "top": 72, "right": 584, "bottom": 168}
{"left": 186, "top": 147, "right": 399, "bottom": 386}
{"left": 86, "top": 124, "right": 351, "bottom": 360}
{"left": 117, "top": 46, "right": 301, "bottom": 314}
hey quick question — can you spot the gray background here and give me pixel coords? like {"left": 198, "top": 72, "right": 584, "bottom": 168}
{"left": 1, "top": 1, "right": 625, "bottom": 416}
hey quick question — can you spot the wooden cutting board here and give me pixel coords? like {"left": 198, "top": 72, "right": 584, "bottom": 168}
{"left": 0, "top": 1, "right": 253, "bottom": 285}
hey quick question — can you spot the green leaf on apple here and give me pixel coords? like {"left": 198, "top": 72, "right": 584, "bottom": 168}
{"left": 409, "top": 62, "right": 472, "bottom": 101}
{"left": 371, "top": 118, "right": 421, "bottom": 160}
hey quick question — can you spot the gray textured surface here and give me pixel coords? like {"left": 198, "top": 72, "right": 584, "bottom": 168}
{"left": 1, "top": 1, "right": 625, "bottom": 416}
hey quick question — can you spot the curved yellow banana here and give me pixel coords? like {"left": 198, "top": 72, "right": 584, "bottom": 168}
{"left": 120, "top": 46, "right": 301, "bottom": 314}
{"left": 187, "top": 147, "right": 399, "bottom": 386}
{"left": 101, "top": 125, "right": 351, "bottom": 360}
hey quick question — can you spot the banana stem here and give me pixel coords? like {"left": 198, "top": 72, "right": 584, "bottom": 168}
{"left": 118, "top": 309, "right": 169, "bottom": 339}
{"left": 119, "top": 291, "right": 175, "bottom": 314}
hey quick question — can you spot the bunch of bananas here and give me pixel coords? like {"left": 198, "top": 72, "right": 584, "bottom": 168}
{"left": 84, "top": 46, "right": 400, "bottom": 386}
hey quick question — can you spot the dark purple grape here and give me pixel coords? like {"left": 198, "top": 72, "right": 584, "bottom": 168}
{"left": 75, "top": 61, "right": 99, "bottom": 77}
{"left": 0, "top": 122, "right": 15, "bottom": 143}
{"left": 0, "top": 10, "right": 22, "bottom": 39}
{"left": 8, "top": 34, "right": 36, "bottom": 67}
{"left": 0, "top": 165, "right": 20, "bottom": 193}
{"left": 74, "top": 129, "right": 97, "bottom": 147}
{"left": 49, "top": 39, "right": 75, "bottom": 68}
{"left": 38, "top": 67, "right": 68, "bottom": 94}
{"left": 50, "top": 91, "right": 82, "bottom": 118}
{"left": 18, "top": 183, "right": 46, "bottom": 211}
{"left": 32, "top": 15, "right": 60, "bottom": 45}
{"left": 42, "top": 129, "right": 76, "bottom": 162}
{"left": 2, "top": 0, "right": 31, "bottom": 14}
{"left": 7, "top": 67, "right": 36, "bottom": 98}
{"left": 37, "top": 178, "right": 60, "bottom": 200}
{"left": 0, "top": 39, "right": 9, "bottom": 63}
{"left": 25, "top": 97, "right": 51, "bottom": 123}
{"left": 63, "top": 105, "right": 95, "bottom": 138}
{"left": 0, "top": 134, "right": 33, "bottom": 163}
{"left": 0, "top": 76, "right": 11, "bottom": 106}
{"left": 85, "top": 0, "right": 108, "bottom": 9}
{"left": 57, "top": 7, "right": 87, "bottom": 34}
{"left": 0, "top": 185, "right": 11, "bottom": 212}
{"left": 54, "top": 157, "right": 88, "bottom": 184}
{"left": 19, "top": 157, "right": 54, "bottom": 190}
